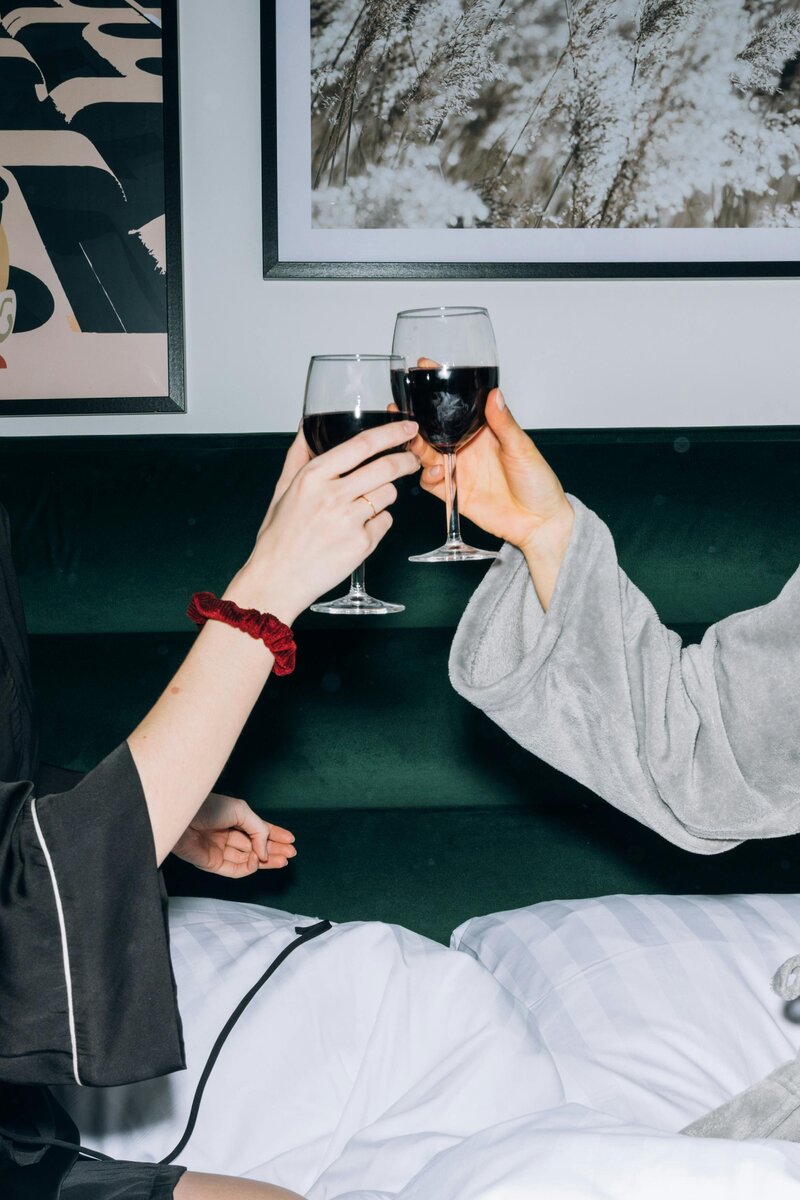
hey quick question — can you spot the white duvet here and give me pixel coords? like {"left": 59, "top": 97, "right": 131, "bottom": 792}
{"left": 56, "top": 899, "right": 800, "bottom": 1199}
{"left": 332, "top": 1107, "right": 800, "bottom": 1199}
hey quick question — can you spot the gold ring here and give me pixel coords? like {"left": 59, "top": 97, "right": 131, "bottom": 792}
{"left": 360, "top": 494, "right": 378, "bottom": 520}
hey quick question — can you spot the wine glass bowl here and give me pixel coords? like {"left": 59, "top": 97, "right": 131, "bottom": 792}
{"left": 303, "top": 353, "right": 409, "bottom": 615}
{"left": 392, "top": 307, "right": 499, "bottom": 563}
{"left": 395, "top": 364, "right": 498, "bottom": 454}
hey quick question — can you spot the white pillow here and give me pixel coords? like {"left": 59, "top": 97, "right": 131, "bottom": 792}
{"left": 452, "top": 893, "right": 800, "bottom": 1132}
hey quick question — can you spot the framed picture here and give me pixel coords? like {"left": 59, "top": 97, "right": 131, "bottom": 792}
{"left": 0, "top": 0, "right": 184, "bottom": 416}
{"left": 262, "top": 0, "right": 800, "bottom": 281}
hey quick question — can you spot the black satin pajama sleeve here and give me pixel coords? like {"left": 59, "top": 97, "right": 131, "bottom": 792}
{"left": 0, "top": 743, "right": 186, "bottom": 1088}
{"left": 0, "top": 503, "right": 184, "bottom": 1091}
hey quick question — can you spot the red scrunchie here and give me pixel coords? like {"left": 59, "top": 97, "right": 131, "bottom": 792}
{"left": 187, "top": 592, "right": 296, "bottom": 676}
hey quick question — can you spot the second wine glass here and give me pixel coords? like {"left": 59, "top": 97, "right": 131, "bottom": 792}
{"left": 392, "top": 306, "right": 499, "bottom": 563}
{"left": 303, "top": 354, "right": 409, "bottom": 615}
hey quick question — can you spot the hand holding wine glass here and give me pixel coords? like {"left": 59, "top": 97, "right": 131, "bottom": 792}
{"left": 415, "top": 386, "right": 575, "bottom": 608}
{"left": 415, "top": 386, "right": 573, "bottom": 548}
{"left": 300, "top": 353, "right": 415, "bottom": 615}
{"left": 235, "top": 401, "right": 419, "bottom": 622}
{"left": 392, "top": 306, "right": 500, "bottom": 562}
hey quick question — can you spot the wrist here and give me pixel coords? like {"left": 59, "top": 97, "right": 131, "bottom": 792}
{"left": 224, "top": 563, "right": 302, "bottom": 628}
{"left": 518, "top": 499, "right": 575, "bottom": 565}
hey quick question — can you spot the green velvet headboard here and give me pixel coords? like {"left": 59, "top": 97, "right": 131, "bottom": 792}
{"left": 3, "top": 430, "right": 799, "bottom": 942}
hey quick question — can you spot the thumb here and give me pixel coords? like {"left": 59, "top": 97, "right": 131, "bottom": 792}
{"left": 266, "top": 427, "right": 312, "bottom": 519}
{"left": 233, "top": 801, "right": 271, "bottom": 860}
{"left": 282, "top": 426, "right": 312, "bottom": 479}
{"left": 484, "top": 388, "right": 529, "bottom": 453}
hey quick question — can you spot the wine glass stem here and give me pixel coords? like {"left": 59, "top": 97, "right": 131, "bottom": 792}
{"left": 445, "top": 452, "right": 463, "bottom": 547}
{"left": 349, "top": 560, "right": 367, "bottom": 597}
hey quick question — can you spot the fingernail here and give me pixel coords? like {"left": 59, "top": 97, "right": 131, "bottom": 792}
{"left": 403, "top": 420, "right": 417, "bottom": 435}
{"left": 496, "top": 389, "right": 506, "bottom": 411}
{"left": 428, "top": 465, "right": 443, "bottom": 480}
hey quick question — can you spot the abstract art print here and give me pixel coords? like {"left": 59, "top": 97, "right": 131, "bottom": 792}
{"left": 0, "top": 0, "right": 183, "bottom": 415}
{"left": 263, "top": 0, "right": 800, "bottom": 278}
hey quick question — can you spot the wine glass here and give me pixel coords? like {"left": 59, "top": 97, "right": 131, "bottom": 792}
{"left": 303, "top": 354, "right": 409, "bottom": 615}
{"left": 392, "top": 306, "right": 499, "bottom": 563}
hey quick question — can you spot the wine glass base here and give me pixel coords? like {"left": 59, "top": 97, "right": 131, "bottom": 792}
{"left": 310, "top": 592, "right": 405, "bottom": 616}
{"left": 409, "top": 542, "right": 499, "bottom": 564}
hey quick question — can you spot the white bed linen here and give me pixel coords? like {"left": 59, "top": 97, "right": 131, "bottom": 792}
{"left": 452, "top": 892, "right": 800, "bottom": 1131}
{"left": 55, "top": 897, "right": 800, "bottom": 1198}
{"left": 55, "top": 897, "right": 564, "bottom": 1198}
{"left": 328, "top": 1107, "right": 800, "bottom": 1199}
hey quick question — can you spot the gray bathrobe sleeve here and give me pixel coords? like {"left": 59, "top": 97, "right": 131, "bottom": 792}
{"left": 449, "top": 495, "right": 800, "bottom": 853}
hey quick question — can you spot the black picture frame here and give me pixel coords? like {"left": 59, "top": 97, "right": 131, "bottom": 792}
{"left": 261, "top": 0, "right": 799, "bottom": 283}
{"left": 0, "top": 0, "right": 184, "bottom": 416}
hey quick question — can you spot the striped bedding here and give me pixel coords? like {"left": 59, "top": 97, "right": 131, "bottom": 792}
{"left": 50, "top": 894, "right": 800, "bottom": 1197}
{"left": 453, "top": 893, "right": 800, "bottom": 1131}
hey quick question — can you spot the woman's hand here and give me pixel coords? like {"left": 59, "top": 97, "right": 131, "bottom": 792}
{"left": 414, "top": 388, "right": 572, "bottom": 554}
{"left": 228, "top": 420, "right": 420, "bottom": 623}
{"left": 131, "top": 421, "right": 419, "bottom": 866}
{"left": 172, "top": 792, "right": 297, "bottom": 877}
{"left": 408, "top": 386, "right": 573, "bottom": 609}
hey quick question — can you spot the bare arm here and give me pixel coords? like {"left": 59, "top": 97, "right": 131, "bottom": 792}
{"left": 128, "top": 589, "right": 283, "bottom": 865}
{"left": 129, "top": 421, "right": 419, "bottom": 864}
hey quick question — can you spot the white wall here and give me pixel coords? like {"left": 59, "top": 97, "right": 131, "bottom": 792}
{"left": 5, "top": 0, "right": 799, "bottom": 437}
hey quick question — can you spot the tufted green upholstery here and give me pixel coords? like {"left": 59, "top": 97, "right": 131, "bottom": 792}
{"left": 3, "top": 430, "right": 800, "bottom": 942}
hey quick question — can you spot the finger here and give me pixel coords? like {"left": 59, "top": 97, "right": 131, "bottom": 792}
{"left": 388, "top": 394, "right": 437, "bottom": 465}
{"left": 267, "top": 839, "right": 296, "bottom": 859}
{"left": 198, "top": 845, "right": 224, "bottom": 874}
{"left": 284, "top": 425, "right": 312, "bottom": 475}
{"left": 417, "top": 357, "right": 441, "bottom": 368}
{"left": 261, "top": 854, "right": 289, "bottom": 870}
{"left": 221, "top": 862, "right": 253, "bottom": 881}
{"left": 266, "top": 823, "right": 295, "bottom": 844}
{"left": 271, "top": 428, "right": 312, "bottom": 506}
{"left": 408, "top": 433, "right": 438, "bottom": 467}
{"left": 343, "top": 450, "right": 419, "bottom": 500}
{"left": 219, "top": 854, "right": 259, "bottom": 879}
{"left": 318, "top": 420, "right": 418, "bottom": 477}
{"left": 484, "top": 389, "right": 538, "bottom": 459}
{"left": 357, "top": 482, "right": 397, "bottom": 521}
{"left": 226, "top": 829, "right": 252, "bottom": 854}
{"left": 364, "top": 508, "right": 393, "bottom": 550}
{"left": 421, "top": 460, "right": 446, "bottom": 494}
{"left": 223, "top": 837, "right": 251, "bottom": 859}
{"left": 229, "top": 802, "right": 272, "bottom": 860}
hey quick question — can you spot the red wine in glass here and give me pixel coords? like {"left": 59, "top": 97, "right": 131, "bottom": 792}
{"left": 303, "top": 410, "right": 407, "bottom": 459}
{"left": 390, "top": 366, "right": 498, "bottom": 453}
{"left": 392, "top": 306, "right": 499, "bottom": 563}
{"left": 302, "top": 354, "right": 409, "bottom": 616}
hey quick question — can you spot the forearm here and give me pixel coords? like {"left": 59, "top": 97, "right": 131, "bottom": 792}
{"left": 450, "top": 497, "right": 744, "bottom": 852}
{"left": 128, "top": 565, "right": 300, "bottom": 864}
{"left": 520, "top": 502, "right": 575, "bottom": 611}
{"left": 127, "top": 419, "right": 418, "bottom": 865}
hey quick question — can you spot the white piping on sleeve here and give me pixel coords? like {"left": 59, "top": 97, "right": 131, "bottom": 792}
{"left": 30, "top": 798, "right": 82, "bottom": 1086}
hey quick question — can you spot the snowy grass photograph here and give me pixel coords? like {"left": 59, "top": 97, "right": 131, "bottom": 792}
{"left": 262, "top": 0, "right": 800, "bottom": 275}
{"left": 310, "top": 0, "right": 800, "bottom": 233}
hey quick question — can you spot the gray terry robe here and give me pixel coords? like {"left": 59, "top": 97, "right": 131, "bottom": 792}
{"left": 449, "top": 494, "right": 800, "bottom": 1139}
